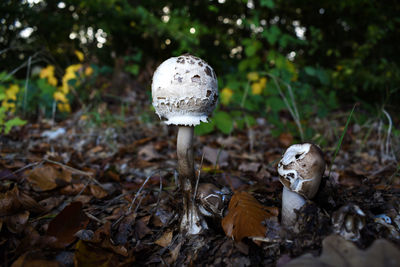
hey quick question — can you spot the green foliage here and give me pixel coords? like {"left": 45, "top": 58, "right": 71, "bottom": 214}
{"left": 0, "top": 108, "right": 27, "bottom": 134}
{"left": 0, "top": 0, "right": 398, "bottom": 138}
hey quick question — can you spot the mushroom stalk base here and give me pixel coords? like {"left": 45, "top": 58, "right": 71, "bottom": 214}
{"left": 177, "top": 126, "right": 206, "bottom": 234}
{"left": 281, "top": 187, "right": 306, "bottom": 230}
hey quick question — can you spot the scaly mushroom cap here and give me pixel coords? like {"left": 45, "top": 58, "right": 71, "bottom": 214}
{"left": 277, "top": 143, "right": 325, "bottom": 199}
{"left": 151, "top": 54, "right": 218, "bottom": 126}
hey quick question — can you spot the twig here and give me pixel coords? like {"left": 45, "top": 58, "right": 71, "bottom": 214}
{"left": 44, "top": 158, "right": 93, "bottom": 177}
{"left": 72, "top": 179, "right": 91, "bottom": 201}
{"left": 193, "top": 150, "right": 205, "bottom": 203}
{"left": 133, "top": 191, "right": 147, "bottom": 215}
{"left": 0, "top": 161, "right": 42, "bottom": 180}
{"left": 128, "top": 172, "right": 154, "bottom": 213}
{"left": 153, "top": 171, "right": 163, "bottom": 214}
{"left": 85, "top": 212, "right": 104, "bottom": 224}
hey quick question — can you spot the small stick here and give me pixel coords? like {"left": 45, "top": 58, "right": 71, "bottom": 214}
{"left": 128, "top": 172, "right": 154, "bottom": 213}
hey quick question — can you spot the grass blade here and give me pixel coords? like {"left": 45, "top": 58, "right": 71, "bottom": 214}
{"left": 328, "top": 103, "right": 358, "bottom": 177}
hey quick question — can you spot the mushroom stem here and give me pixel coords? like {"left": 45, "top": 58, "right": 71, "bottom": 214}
{"left": 281, "top": 187, "right": 306, "bottom": 228}
{"left": 177, "top": 126, "right": 204, "bottom": 234}
{"left": 177, "top": 126, "right": 195, "bottom": 181}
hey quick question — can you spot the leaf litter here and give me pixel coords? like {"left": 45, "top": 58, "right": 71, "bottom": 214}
{"left": 0, "top": 99, "right": 399, "bottom": 266}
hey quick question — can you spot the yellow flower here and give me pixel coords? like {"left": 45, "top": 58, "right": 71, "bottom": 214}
{"left": 39, "top": 65, "right": 58, "bottom": 86}
{"left": 259, "top": 77, "right": 267, "bottom": 87}
{"left": 84, "top": 66, "right": 93, "bottom": 76}
{"left": 247, "top": 72, "right": 259, "bottom": 81}
{"left": 68, "top": 64, "right": 82, "bottom": 72}
{"left": 220, "top": 87, "right": 233, "bottom": 105}
{"left": 336, "top": 65, "right": 343, "bottom": 71}
{"left": 2, "top": 101, "right": 16, "bottom": 111}
{"left": 251, "top": 82, "right": 263, "bottom": 95}
{"left": 60, "top": 64, "right": 82, "bottom": 93}
{"left": 74, "top": 50, "right": 84, "bottom": 62}
{"left": 57, "top": 103, "right": 71, "bottom": 113}
{"left": 59, "top": 83, "right": 69, "bottom": 94}
{"left": 48, "top": 76, "right": 58, "bottom": 86}
{"left": 5, "top": 84, "right": 20, "bottom": 100}
{"left": 53, "top": 91, "right": 68, "bottom": 103}
{"left": 62, "top": 71, "right": 76, "bottom": 84}
{"left": 40, "top": 65, "right": 55, "bottom": 79}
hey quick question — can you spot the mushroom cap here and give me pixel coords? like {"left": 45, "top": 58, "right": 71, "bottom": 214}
{"left": 277, "top": 143, "right": 325, "bottom": 199}
{"left": 151, "top": 54, "right": 218, "bottom": 126}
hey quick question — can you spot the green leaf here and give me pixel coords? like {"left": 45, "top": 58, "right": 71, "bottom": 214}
{"left": 214, "top": 111, "right": 234, "bottom": 134}
{"left": 263, "top": 25, "right": 280, "bottom": 45}
{"left": 260, "top": 0, "right": 275, "bottom": 8}
{"left": 304, "top": 66, "right": 317, "bottom": 76}
{"left": 4, "top": 117, "right": 27, "bottom": 134}
{"left": 125, "top": 64, "right": 140, "bottom": 76}
{"left": 195, "top": 120, "right": 215, "bottom": 135}
{"left": 266, "top": 96, "right": 285, "bottom": 111}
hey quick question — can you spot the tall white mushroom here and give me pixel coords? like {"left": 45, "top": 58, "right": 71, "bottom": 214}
{"left": 277, "top": 143, "right": 325, "bottom": 229}
{"left": 152, "top": 54, "right": 218, "bottom": 234}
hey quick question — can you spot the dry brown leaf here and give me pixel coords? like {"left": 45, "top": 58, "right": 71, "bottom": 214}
{"left": 88, "top": 221, "right": 129, "bottom": 257}
{"left": 169, "top": 242, "right": 182, "bottom": 263}
{"left": 46, "top": 202, "right": 89, "bottom": 247}
{"left": 89, "top": 184, "right": 108, "bottom": 199}
{"left": 0, "top": 186, "right": 44, "bottom": 216}
{"left": 5, "top": 210, "right": 30, "bottom": 233}
{"left": 138, "top": 144, "right": 164, "bottom": 161}
{"left": 222, "top": 191, "right": 278, "bottom": 242}
{"left": 74, "top": 240, "right": 120, "bottom": 267}
{"left": 155, "top": 230, "right": 173, "bottom": 248}
{"left": 27, "top": 164, "right": 72, "bottom": 192}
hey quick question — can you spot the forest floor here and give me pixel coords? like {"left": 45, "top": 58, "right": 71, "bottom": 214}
{"left": 1, "top": 91, "right": 399, "bottom": 266}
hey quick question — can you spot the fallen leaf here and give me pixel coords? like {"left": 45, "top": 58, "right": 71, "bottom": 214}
{"left": 5, "top": 210, "right": 30, "bottom": 233}
{"left": 89, "top": 184, "right": 108, "bottom": 199}
{"left": 46, "top": 202, "right": 89, "bottom": 247}
{"left": 134, "top": 218, "right": 152, "bottom": 240}
{"left": 238, "top": 162, "right": 261, "bottom": 173}
{"left": 0, "top": 186, "right": 44, "bottom": 216}
{"left": 169, "top": 242, "right": 182, "bottom": 263}
{"left": 221, "top": 191, "right": 278, "bottom": 242}
{"left": 89, "top": 221, "right": 129, "bottom": 256}
{"left": 27, "top": 164, "right": 72, "bottom": 192}
{"left": 203, "top": 146, "right": 229, "bottom": 167}
{"left": 74, "top": 240, "right": 119, "bottom": 267}
{"left": 285, "top": 235, "right": 400, "bottom": 267}
{"left": 114, "top": 213, "right": 136, "bottom": 245}
{"left": 155, "top": 230, "right": 173, "bottom": 248}
{"left": 138, "top": 144, "right": 164, "bottom": 161}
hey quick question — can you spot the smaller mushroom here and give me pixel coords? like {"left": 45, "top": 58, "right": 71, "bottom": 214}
{"left": 332, "top": 203, "right": 366, "bottom": 241}
{"left": 277, "top": 143, "right": 325, "bottom": 229}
